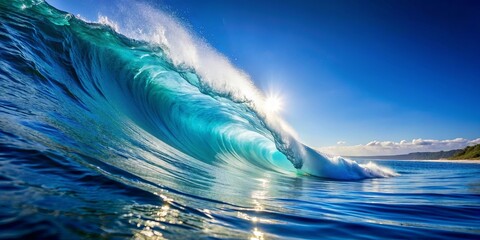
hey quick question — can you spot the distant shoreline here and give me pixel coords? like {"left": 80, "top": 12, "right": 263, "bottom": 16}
{"left": 346, "top": 144, "right": 480, "bottom": 161}
{"left": 400, "top": 159, "right": 480, "bottom": 163}
{"left": 422, "top": 159, "right": 479, "bottom": 163}
{"left": 359, "top": 158, "right": 480, "bottom": 163}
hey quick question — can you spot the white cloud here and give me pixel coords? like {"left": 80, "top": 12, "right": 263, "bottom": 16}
{"left": 469, "top": 138, "right": 480, "bottom": 145}
{"left": 318, "top": 138, "right": 480, "bottom": 156}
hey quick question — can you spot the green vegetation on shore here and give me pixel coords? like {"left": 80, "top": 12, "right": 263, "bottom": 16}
{"left": 349, "top": 144, "right": 480, "bottom": 160}
{"left": 449, "top": 144, "right": 480, "bottom": 160}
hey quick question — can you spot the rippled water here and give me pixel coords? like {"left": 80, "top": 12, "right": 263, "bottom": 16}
{"left": 1, "top": 148, "right": 480, "bottom": 239}
{"left": 1, "top": 1, "right": 480, "bottom": 239}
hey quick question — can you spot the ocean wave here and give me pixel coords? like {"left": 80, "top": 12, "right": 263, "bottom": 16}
{"left": 0, "top": 0, "right": 395, "bottom": 186}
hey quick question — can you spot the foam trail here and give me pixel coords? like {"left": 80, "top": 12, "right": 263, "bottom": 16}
{"left": 301, "top": 147, "right": 398, "bottom": 179}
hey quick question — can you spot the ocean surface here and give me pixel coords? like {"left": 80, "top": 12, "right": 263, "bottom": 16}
{"left": 1, "top": 1, "right": 480, "bottom": 239}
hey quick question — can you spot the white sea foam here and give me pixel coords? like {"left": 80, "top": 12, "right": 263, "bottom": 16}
{"left": 302, "top": 152, "right": 398, "bottom": 179}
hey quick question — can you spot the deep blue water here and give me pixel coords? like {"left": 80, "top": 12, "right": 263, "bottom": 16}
{"left": 1, "top": 147, "right": 480, "bottom": 239}
{"left": 1, "top": 1, "right": 480, "bottom": 239}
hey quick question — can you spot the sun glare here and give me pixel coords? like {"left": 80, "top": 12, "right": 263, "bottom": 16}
{"left": 264, "top": 94, "right": 283, "bottom": 113}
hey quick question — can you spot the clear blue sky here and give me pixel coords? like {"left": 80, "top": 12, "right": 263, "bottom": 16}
{"left": 48, "top": 0, "right": 480, "bottom": 148}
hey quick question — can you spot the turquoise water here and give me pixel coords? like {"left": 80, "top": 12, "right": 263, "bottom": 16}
{"left": 1, "top": 1, "right": 479, "bottom": 239}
